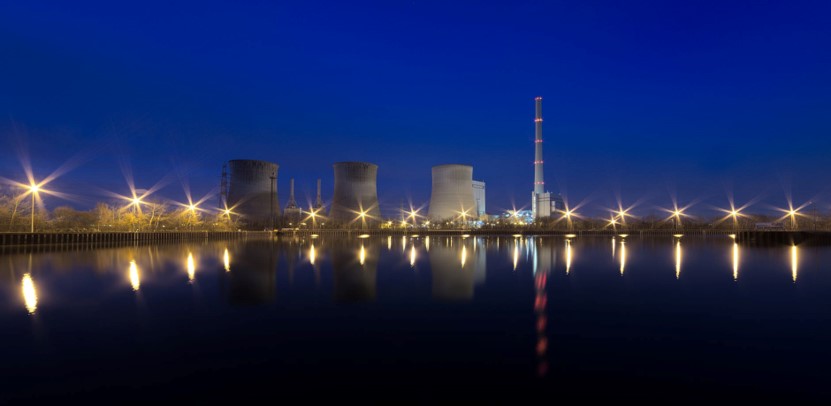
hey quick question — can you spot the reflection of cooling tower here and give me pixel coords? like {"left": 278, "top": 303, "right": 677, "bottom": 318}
{"left": 329, "top": 162, "right": 380, "bottom": 223}
{"left": 227, "top": 160, "right": 279, "bottom": 228}
{"left": 332, "top": 240, "right": 378, "bottom": 302}
{"left": 429, "top": 238, "right": 477, "bottom": 301}
{"left": 428, "top": 164, "right": 477, "bottom": 221}
{"left": 228, "top": 240, "right": 277, "bottom": 305}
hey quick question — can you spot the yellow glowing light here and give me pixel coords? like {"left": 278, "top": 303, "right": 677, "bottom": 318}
{"left": 620, "top": 241, "right": 627, "bottom": 275}
{"left": 387, "top": 235, "right": 392, "bottom": 250}
{"left": 732, "top": 242, "right": 739, "bottom": 281}
{"left": 223, "top": 248, "right": 231, "bottom": 272}
{"left": 187, "top": 252, "right": 195, "bottom": 282}
{"left": 311, "top": 234, "right": 319, "bottom": 239}
{"left": 22, "top": 273, "right": 37, "bottom": 314}
{"left": 461, "top": 245, "right": 467, "bottom": 268}
{"left": 565, "top": 234, "right": 576, "bottom": 238}
{"left": 565, "top": 240, "right": 572, "bottom": 275}
{"left": 425, "top": 236, "right": 430, "bottom": 251}
{"left": 673, "top": 234, "right": 684, "bottom": 238}
{"left": 309, "top": 244, "right": 316, "bottom": 265}
{"left": 675, "top": 240, "right": 682, "bottom": 280}
{"left": 513, "top": 243, "right": 520, "bottom": 271}
{"left": 619, "top": 234, "right": 629, "bottom": 238}
{"left": 791, "top": 245, "right": 798, "bottom": 282}
{"left": 612, "top": 237, "right": 616, "bottom": 258}
{"left": 401, "top": 235, "right": 407, "bottom": 252}
{"left": 132, "top": 197, "right": 142, "bottom": 206}
{"left": 512, "top": 234, "right": 523, "bottom": 238}
{"left": 189, "top": 204, "right": 197, "bottom": 211}
{"left": 359, "top": 210, "right": 367, "bottom": 218}
{"left": 358, "top": 234, "right": 370, "bottom": 239}
{"left": 461, "top": 234, "right": 470, "bottom": 238}
{"left": 128, "top": 260, "right": 140, "bottom": 291}
{"left": 29, "top": 184, "right": 40, "bottom": 193}
{"left": 411, "top": 234, "right": 419, "bottom": 238}
{"left": 410, "top": 245, "right": 416, "bottom": 267}
{"left": 359, "top": 244, "right": 366, "bottom": 266}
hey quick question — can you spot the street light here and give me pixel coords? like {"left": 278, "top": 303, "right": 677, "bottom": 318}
{"left": 359, "top": 210, "right": 367, "bottom": 230}
{"left": 28, "top": 183, "right": 40, "bottom": 233}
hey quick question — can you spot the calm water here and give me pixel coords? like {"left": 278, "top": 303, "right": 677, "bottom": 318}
{"left": 1, "top": 235, "right": 829, "bottom": 402}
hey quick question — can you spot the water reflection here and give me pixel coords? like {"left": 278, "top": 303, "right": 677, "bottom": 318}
{"left": 5, "top": 236, "right": 819, "bottom": 313}
{"left": 129, "top": 260, "right": 140, "bottom": 291}
{"left": 409, "top": 245, "right": 416, "bottom": 267}
{"left": 791, "top": 245, "right": 798, "bottom": 282}
{"left": 620, "top": 239, "right": 627, "bottom": 275}
{"left": 22, "top": 273, "right": 37, "bottom": 314}
{"left": 186, "top": 252, "right": 196, "bottom": 282}
{"left": 513, "top": 240, "right": 520, "bottom": 271}
{"left": 228, "top": 240, "right": 277, "bottom": 305}
{"left": 309, "top": 244, "right": 317, "bottom": 265}
{"left": 431, "top": 238, "right": 477, "bottom": 301}
{"left": 332, "top": 239, "right": 377, "bottom": 302}
{"left": 675, "top": 239, "right": 682, "bottom": 280}
{"left": 223, "top": 248, "right": 231, "bottom": 272}
{"left": 565, "top": 238, "right": 572, "bottom": 275}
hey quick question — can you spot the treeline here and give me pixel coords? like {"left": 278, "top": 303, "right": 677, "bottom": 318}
{"left": 0, "top": 192, "right": 237, "bottom": 232}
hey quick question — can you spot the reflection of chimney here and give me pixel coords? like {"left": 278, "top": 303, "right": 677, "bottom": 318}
{"left": 314, "top": 178, "right": 323, "bottom": 209}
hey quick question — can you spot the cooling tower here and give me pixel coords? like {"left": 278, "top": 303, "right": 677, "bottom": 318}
{"left": 428, "top": 164, "right": 477, "bottom": 221}
{"left": 329, "top": 162, "right": 381, "bottom": 224}
{"left": 226, "top": 159, "right": 279, "bottom": 229}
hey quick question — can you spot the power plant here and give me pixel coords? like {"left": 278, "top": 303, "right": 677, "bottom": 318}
{"left": 226, "top": 159, "right": 279, "bottom": 228}
{"left": 428, "top": 164, "right": 478, "bottom": 221}
{"left": 329, "top": 162, "right": 381, "bottom": 224}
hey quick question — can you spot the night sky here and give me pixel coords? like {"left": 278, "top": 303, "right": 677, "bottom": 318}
{"left": 1, "top": 1, "right": 830, "bottom": 217}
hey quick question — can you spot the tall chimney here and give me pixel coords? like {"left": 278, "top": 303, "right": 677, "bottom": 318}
{"left": 286, "top": 178, "right": 297, "bottom": 209}
{"left": 314, "top": 178, "right": 323, "bottom": 208}
{"left": 534, "top": 96, "right": 544, "bottom": 195}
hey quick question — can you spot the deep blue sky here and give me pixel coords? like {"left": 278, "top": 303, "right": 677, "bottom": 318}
{"left": 1, "top": 0, "right": 830, "bottom": 217}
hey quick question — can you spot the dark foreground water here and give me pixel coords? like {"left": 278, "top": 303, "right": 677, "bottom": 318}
{"left": 0, "top": 235, "right": 829, "bottom": 402}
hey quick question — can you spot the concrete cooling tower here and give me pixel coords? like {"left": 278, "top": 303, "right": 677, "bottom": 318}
{"left": 227, "top": 160, "right": 279, "bottom": 228}
{"left": 329, "top": 162, "right": 381, "bottom": 224}
{"left": 428, "top": 164, "right": 477, "bottom": 221}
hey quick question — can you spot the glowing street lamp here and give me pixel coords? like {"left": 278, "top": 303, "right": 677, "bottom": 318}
{"left": 671, "top": 208, "right": 684, "bottom": 230}
{"left": 562, "top": 208, "right": 575, "bottom": 232}
{"left": 28, "top": 183, "right": 40, "bottom": 233}
{"left": 358, "top": 209, "right": 367, "bottom": 230}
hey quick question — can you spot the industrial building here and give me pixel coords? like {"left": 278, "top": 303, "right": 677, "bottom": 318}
{"left": 473, "top": 180, "right": 486, "bottom": 217}
{"left": 225, "top": 159, "right": 279, "bottom": 228}
{"left": 329, "top": 162, "right": 381, "bottom": 224}
{"left": 428, "top": 164, "right": 478, "bottom": 221}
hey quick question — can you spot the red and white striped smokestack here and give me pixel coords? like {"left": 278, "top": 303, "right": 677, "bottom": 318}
{"left": 534, "top": 96, "right": 544, "bottom": 195}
